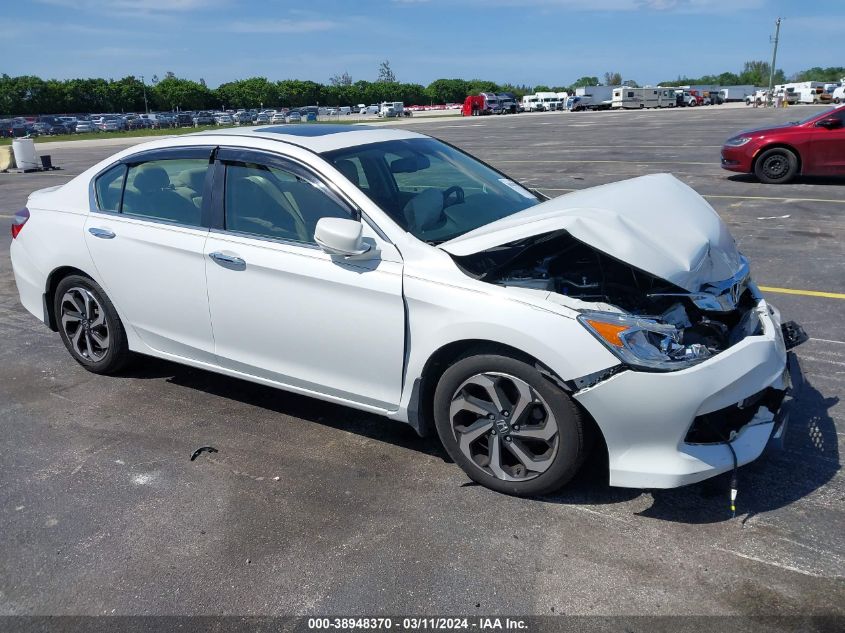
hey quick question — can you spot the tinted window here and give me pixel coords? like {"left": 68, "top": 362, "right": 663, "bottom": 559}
{"left": 121, "top": 159, "right": 208, "bottom": 226}
{"left": 94, "top": 164, "right": 126, "bottom": 212}
{"left": 224, "top": 162, "right": 351, "bottom": 244}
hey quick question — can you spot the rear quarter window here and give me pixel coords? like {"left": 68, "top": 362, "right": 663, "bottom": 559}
{"left": 94, "top": 164, "right": 127, "bottom": 212}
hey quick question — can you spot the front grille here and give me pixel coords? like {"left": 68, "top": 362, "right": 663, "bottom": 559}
{"left": 685, "top": 388, "right": 786, "bottom": 444}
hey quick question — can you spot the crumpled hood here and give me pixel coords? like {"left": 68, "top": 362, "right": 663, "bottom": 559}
{"left": 439, "top": 173, "right": 743, "bottom": 292}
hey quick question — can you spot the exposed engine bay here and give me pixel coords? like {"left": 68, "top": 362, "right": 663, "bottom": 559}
{"left": 454, "top": 230, "right": 763, "bottom": 365}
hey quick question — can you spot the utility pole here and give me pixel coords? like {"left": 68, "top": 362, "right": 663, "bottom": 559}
{"left": 767, "top": 17, "right": 782, "bottom": 107}
{"left": 140, "top": 75, "right": 149, "bottom": 114}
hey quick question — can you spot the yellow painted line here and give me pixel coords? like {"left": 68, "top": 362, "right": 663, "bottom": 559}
{"left": 758, "top": 286, "right": 845, "bottom": 300}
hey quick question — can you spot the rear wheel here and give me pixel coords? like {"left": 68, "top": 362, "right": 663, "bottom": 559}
{"left": 754, "top": 147, "right": 799, "bottom": 184}
{"left": 54, "top": 275, "right": 130, "bottom": 375}
{"left": 433, "top": 353, "right": 587, "bottom": 496}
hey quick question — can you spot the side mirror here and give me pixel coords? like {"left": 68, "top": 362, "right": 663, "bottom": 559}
{"left": 817, "top": 117, "right": 842, "bottom": 129}
{"left": 314, "top": 217, "right": 371, "bottom": 257}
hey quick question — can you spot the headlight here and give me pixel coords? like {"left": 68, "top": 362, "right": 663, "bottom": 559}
{"left": 577, "top": 311, "right": 711, "bottom": 372}
{"left": 725, "top": 136, "right": 752, "bottom": 147}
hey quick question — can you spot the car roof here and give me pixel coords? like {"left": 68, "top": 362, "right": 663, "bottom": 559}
{"left": 192, "top": 124, "right": 426, "bottom": 153}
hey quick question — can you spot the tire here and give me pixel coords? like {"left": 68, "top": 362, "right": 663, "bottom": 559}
{"left": 754, "top": 147, "right": 799, "bottom": 184}
{"left": 433, "top": 353, "right": 587, "bottom": 497}
{"left": 54, "top": 275, "right": 130, "bottom": 375}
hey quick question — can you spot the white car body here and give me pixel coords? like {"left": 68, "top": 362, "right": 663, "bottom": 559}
{"left": 9, "top": 125, "right": 799, "bottom": 491}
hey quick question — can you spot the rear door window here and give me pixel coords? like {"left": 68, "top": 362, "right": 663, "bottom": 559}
{"left": 121, "top": 158, "right": 209, "bottom": 226}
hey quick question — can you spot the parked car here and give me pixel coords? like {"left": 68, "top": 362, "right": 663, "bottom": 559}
{"left": 32, "top": 122, "right": 52, "bottom": 135}
{"left": 215, "top": 113, "right": 234, "bottom": 125}
{"left": 285, "top": 111, "right": 301, "bottom": 123}
{"left": 234, "top": 111, "right": 254, "bottom": 124}
{"left": 98, "top": 116, "right": 124, "bottom": 132}
{"left": 721, "top": 105, "right": 845, "bottom": 183}
{"left": 833, "top": 86, "right": 845, "bottom": 104}
{"left": 254, "top": 112, "right": 271, "bottom": 125}
{"left": 75, "top": 120, "right": 98, "bottom": 133}
{"left": 192, "top": 111, "right": 215, "bottom": 126}
{"left": 9, "top": 126, "right": 804, "bottom": 497}
{"left": 175, "top": 113, "right": 194, "bottom": 127}
{"left": 271, "top": 112, "right": 287, "bottom": 124}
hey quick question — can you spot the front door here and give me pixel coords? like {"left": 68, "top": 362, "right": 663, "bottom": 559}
{"left": 203, "top": 149, "right": 405, "bottom": 410}
{"left": 808, "top": 109, "right": 845, "bottom": 174}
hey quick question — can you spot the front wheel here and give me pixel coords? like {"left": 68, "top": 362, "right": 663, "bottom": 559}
{"left": 54, "top": 275, "right": 130, "bottom": 374}
{"left": 433, "top": 354, "right": 587, "bottom": 497}
{"left": 754, "top": 147, "right": 798, "bottom": 184}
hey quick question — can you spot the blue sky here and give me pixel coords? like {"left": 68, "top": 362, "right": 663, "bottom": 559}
{"left": 6, "top": 0, "right": 842, "bottom": 87}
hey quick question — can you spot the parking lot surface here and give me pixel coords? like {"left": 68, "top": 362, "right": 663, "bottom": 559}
{"left": 1, "top": 106, "right": 843, "bottom": 617}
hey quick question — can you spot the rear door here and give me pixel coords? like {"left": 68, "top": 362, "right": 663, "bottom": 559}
{"left": 84, "top": 146, "right": 217, "bottom": 362}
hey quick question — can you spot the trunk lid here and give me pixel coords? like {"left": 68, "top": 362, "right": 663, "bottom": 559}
{"left": 438, "top": 173, "right": 743, "bottom": 292}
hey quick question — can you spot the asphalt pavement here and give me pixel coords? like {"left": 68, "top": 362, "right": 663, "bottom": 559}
{"left": 0, "top": 105, "right": 843, "bottom": 618}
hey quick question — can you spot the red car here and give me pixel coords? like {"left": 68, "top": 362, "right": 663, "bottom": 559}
{"left": 721, "top": 105, "right": 845, "bottom": 183}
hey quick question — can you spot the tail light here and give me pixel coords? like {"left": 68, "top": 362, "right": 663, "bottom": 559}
{"left": 11, "top": 207, "right": 30, "bottom": 239}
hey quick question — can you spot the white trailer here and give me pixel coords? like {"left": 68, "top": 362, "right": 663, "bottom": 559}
{"left": 612, "top": 87, "right": 660, "bottom": 109}
{"left": 534, "top": 91, "right": 560, "bottom": 111}
{"left": 719, "top": 85, "right": 757, "bottom": 102}
{"left": 521, "top": 95, "right": 542, "bottom": 112}
{"left": 787, "top": 82, "right": 829, "bottom": 104}
{"left": 656, "top": 88, "right": 677, "bottom": 108}
{"left": 378, "top": 101, "right": 405, "bottom": 117}
{"left": 575, "top": 86, "right": 615, "bottom": 110}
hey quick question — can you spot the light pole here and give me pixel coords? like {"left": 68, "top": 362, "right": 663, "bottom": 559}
{"left": 766, "top": 18, "right": 782, "bottom": 107}
{"left": 140, "top": 75, "right": 149, "bottom": 114}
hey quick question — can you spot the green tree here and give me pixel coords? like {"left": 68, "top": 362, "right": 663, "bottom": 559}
{"left": 794, "top": 66, "right": 845, "bottom": 82}
{"left": 216, "top": 77, "right": 278, "bottom": 109}
{"left": 604, "top": 72, "right": 622, "bottom": 86}
{"left": 571, "top": 76, "right": 600, "bottom": 89}
{"left": 152, "top": 76, "right": 213, "bottom": 111}
{"left": 377, "top": 60, "right": 397, "bottom": 83}
{"left": 738, "top": 60, "right": 785, "bottom": 86}
{"left": 329, "top": 72, "right": 352, "bottom": 87}
{"left": 425, "top": 78, "right": 469, "bottom": 103}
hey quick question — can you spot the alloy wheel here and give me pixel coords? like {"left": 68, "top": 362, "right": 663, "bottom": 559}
{"left": 448, "top": 372, "right": 559, "bottom": 482}
{"left": 60, "top": 287, "right": 110, "bottom": 362}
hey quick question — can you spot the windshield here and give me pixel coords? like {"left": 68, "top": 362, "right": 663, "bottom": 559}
{"left": 323, "top": 138, "right": 540, "bottom": 243}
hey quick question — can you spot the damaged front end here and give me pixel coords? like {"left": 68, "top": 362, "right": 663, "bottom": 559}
{"left": 453, "top": 229, "right": 769, "bottom": 373}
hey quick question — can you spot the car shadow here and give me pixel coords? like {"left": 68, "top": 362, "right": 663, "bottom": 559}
{"left": 120, "top": 355, "right": 448, "bottom": 461}
{"left": 121, "top": 357, "right": 838, "bottom": 521}
{"left": 726, "top": 174, "right": 845, "bottom": 186}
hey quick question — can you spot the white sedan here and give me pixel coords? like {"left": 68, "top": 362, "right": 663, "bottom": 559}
{"left": 9, "top": 124, "right": 803, "bottom": 496}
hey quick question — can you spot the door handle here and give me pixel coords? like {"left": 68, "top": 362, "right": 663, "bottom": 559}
{"left": 88, "top": 227, "right": 116, "bottom": 239}
{"left": 209, "top": 251, "right": 246, "bottom": 270}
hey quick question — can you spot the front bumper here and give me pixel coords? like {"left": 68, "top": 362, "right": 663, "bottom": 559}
{"left": 574, "top": 300, "right": 802, "bottom": 489}
{"left": 720, "top": 146, "right": 754, "bottom": 173}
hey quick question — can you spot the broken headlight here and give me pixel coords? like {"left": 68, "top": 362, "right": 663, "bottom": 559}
{"left": 577, "top": 311, "right": 711, "bottom": 372}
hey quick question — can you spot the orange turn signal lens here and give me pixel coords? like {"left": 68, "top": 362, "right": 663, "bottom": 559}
{"left": 584, "top": 319, "right": 629, "bottom": 348}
